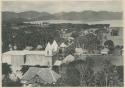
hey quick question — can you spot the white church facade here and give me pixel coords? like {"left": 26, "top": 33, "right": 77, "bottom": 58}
{"left": 2, "top": 40, "right": 59, "bottom": 71}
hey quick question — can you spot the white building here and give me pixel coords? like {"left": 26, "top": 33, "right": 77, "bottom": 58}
{"left": 45, "top": 42, "right": 53, "bottom": 56}
{"left": 101, "top": 48, "right": 109, "bottom": 55}
{"left": 51, "top": 40, "right": 58, "bottom": 52}
{"left": 62, "top": 54, "right": 75, "bottom": 64}
{"left": 2, "top": 49, "right": 54, "bottom": 71}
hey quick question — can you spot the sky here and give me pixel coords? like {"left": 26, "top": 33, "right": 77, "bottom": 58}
{"left": 2, "top": 0, "right": 123, "bottom": 13}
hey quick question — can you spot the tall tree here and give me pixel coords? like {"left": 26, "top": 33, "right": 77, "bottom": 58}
{"left": 2, "top": 63, "right": 12, "bottom": 81}
{"left": 75, "top": 58, "right": 94, "bottom": 86}
{"left": 78, "top": 33, "right": 100, "bottom": 53}
{"left": 97, "top": 59, "right": 121, "bottom": 87}
{"left": 65, "top": 62, "right": 80, "bottom": 86}
{"left": 104, "top": 40, "right": 114, "bottom": 53}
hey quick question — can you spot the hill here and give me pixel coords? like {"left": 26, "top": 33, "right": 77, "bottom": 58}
{"left": 2, "top": 10, "right": 123, "bottom": 23}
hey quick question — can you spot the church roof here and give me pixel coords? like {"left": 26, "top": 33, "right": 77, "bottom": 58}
{"left": 52, "top": 40, "right": 58, "bottom": 47}
{"left": 51, "top": 40, "right": 58, "bottom": 52}
{"left": 45, "top": 42, "right": 52, "bottom": 50}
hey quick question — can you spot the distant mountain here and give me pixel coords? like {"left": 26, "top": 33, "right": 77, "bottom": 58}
{"left": 54, "top": 11, "right": 122, "bottom": 21}
{"left": 2, "top": 10, "right": 123, "bottom": 23}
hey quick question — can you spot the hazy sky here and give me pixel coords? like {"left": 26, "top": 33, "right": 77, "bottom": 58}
{"left": 2, "top": 0, "right": 122, "bottom": 13}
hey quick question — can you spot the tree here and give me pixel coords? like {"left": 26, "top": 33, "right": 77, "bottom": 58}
{"left": 65, "top": 62, "right": 80, "bottom": 86}
{"left": 2, "top": 63, "right": 13, "bottom": 86}
{"left": 94, "top": 71, "right": 105, "bottom": 86}
{"left": 104, "top": 40, "right": 114, "bottom": 53}
{"left": 15, "top": 30, "right": 26, "bottom": 50}
{"left": 74, "top": 58, "right": 94, "bottom": 86}
{"left": 78, "top": 33, "right": 100, "bottom": 53}
{"left": 71, "top": 32, "right": 80, "bottom": 38}
{"left": 97, "top": 59, "right": 121, "bottom": 87}
{"left": 20, "top": 65, "right": 29, "bottom": 75}
{"left": 2, "top": 77, "right": 22, "bottom": 87}
{"left": 2, "top": 63, "right": 12, "bottom": 80}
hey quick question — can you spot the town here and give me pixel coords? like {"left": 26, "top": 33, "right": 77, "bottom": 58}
{"left": 2, "top": 21, "right": 123, "bottom": 87}
{"left": 2, "top": 0, "right": 123, "bottom": 87}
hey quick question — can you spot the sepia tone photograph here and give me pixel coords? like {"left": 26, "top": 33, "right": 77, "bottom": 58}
{"left": 1, "top": 0, "right": 124, "bottom": 87}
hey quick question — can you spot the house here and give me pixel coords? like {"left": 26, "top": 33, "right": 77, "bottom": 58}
{"left": 60, "top": 43, "right": 67, "bottom": 48}
{"left": 2, "top": 51, "right": 26, "bottom": 66}
{"left": 102, "top": 27, "right": 123, "bottom": 46}
{"left": 21, "top": 67, "right": 61, "bottom": 85}
{"left": 54, "top": 60, "right": 62, "bottom": 66}
{"left": 101, "top": 47, "right": 109, "bottom": 55}
{"left": 59, "top": 43, "right": 67, "bottom": 54}
{"left": 2, "top": 50, "right": 55, "bottom": 71}
{"left": 24, "top": 46, "right": 33, "bottom": 50}
{"left": 62, "top": 54, "right": 75, "bottom": 64}
{"left": 24, "top": 51, "right": 52, "bottom": 66}
{"left": 2, "top": 41, "right": 60, "bottom": 69}
{"left": 36, "top": 45, "right": 43, "bottom": 50}
{"left": 75, "top": 48, "right": 83, "bottom": 55}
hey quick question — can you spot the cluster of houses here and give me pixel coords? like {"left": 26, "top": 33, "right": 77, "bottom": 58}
{"left": 2, "top": 24, "right": 123, "bottom": 86}
{"left": 79, "top": 26, "right": 123, "bottom": 55}
{"left": 2, "top": 40, "right": 72, "bottom": 86}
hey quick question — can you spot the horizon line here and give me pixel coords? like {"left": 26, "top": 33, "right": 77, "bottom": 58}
{"left": 2, "top": 10, "right": 123, "bottom": 14}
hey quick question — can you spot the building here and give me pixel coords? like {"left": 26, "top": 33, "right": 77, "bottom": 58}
{"left": 101, "top": 47, "right": 109, "bottom": 55}
{"left": 51, "top": 40, "right": 58, "bottom": 52}
{"left": 102, "top": 27, "right": 123, "bottom": 46}
{"left": 21, "top": 67, "right": 61, "bottom": 86}
{"left": 62, "top": 54, "right": 75, "bottom": 64}
{"left": 2, "top": 50, "right": 54, "bottom": 71}
{"left": 45, "top": 42, "right": 53, "bottom": 56}
{"left": 36, "top": 45, "right": 43, "bottom": 50}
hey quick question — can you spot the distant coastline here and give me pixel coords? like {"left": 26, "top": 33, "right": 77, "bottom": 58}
{"left": 25, "top": 20, "right": 122, "bottom": 27}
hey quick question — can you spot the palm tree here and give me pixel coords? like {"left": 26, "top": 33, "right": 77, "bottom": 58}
{"left": 75, "top": 58, "right": 94, "bottom": 86}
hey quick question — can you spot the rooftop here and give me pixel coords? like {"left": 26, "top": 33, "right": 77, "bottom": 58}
{"left": 3, "top": 50, "right": 45, "bottom": 55}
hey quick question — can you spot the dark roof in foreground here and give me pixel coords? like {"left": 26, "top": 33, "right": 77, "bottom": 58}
{"left": 21, "top": 67, "right": 61, "bottom": 84}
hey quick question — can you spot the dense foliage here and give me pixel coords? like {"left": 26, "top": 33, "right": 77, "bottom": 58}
{"left": 59, "top": 58, "right": 123, "bottom": 87}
